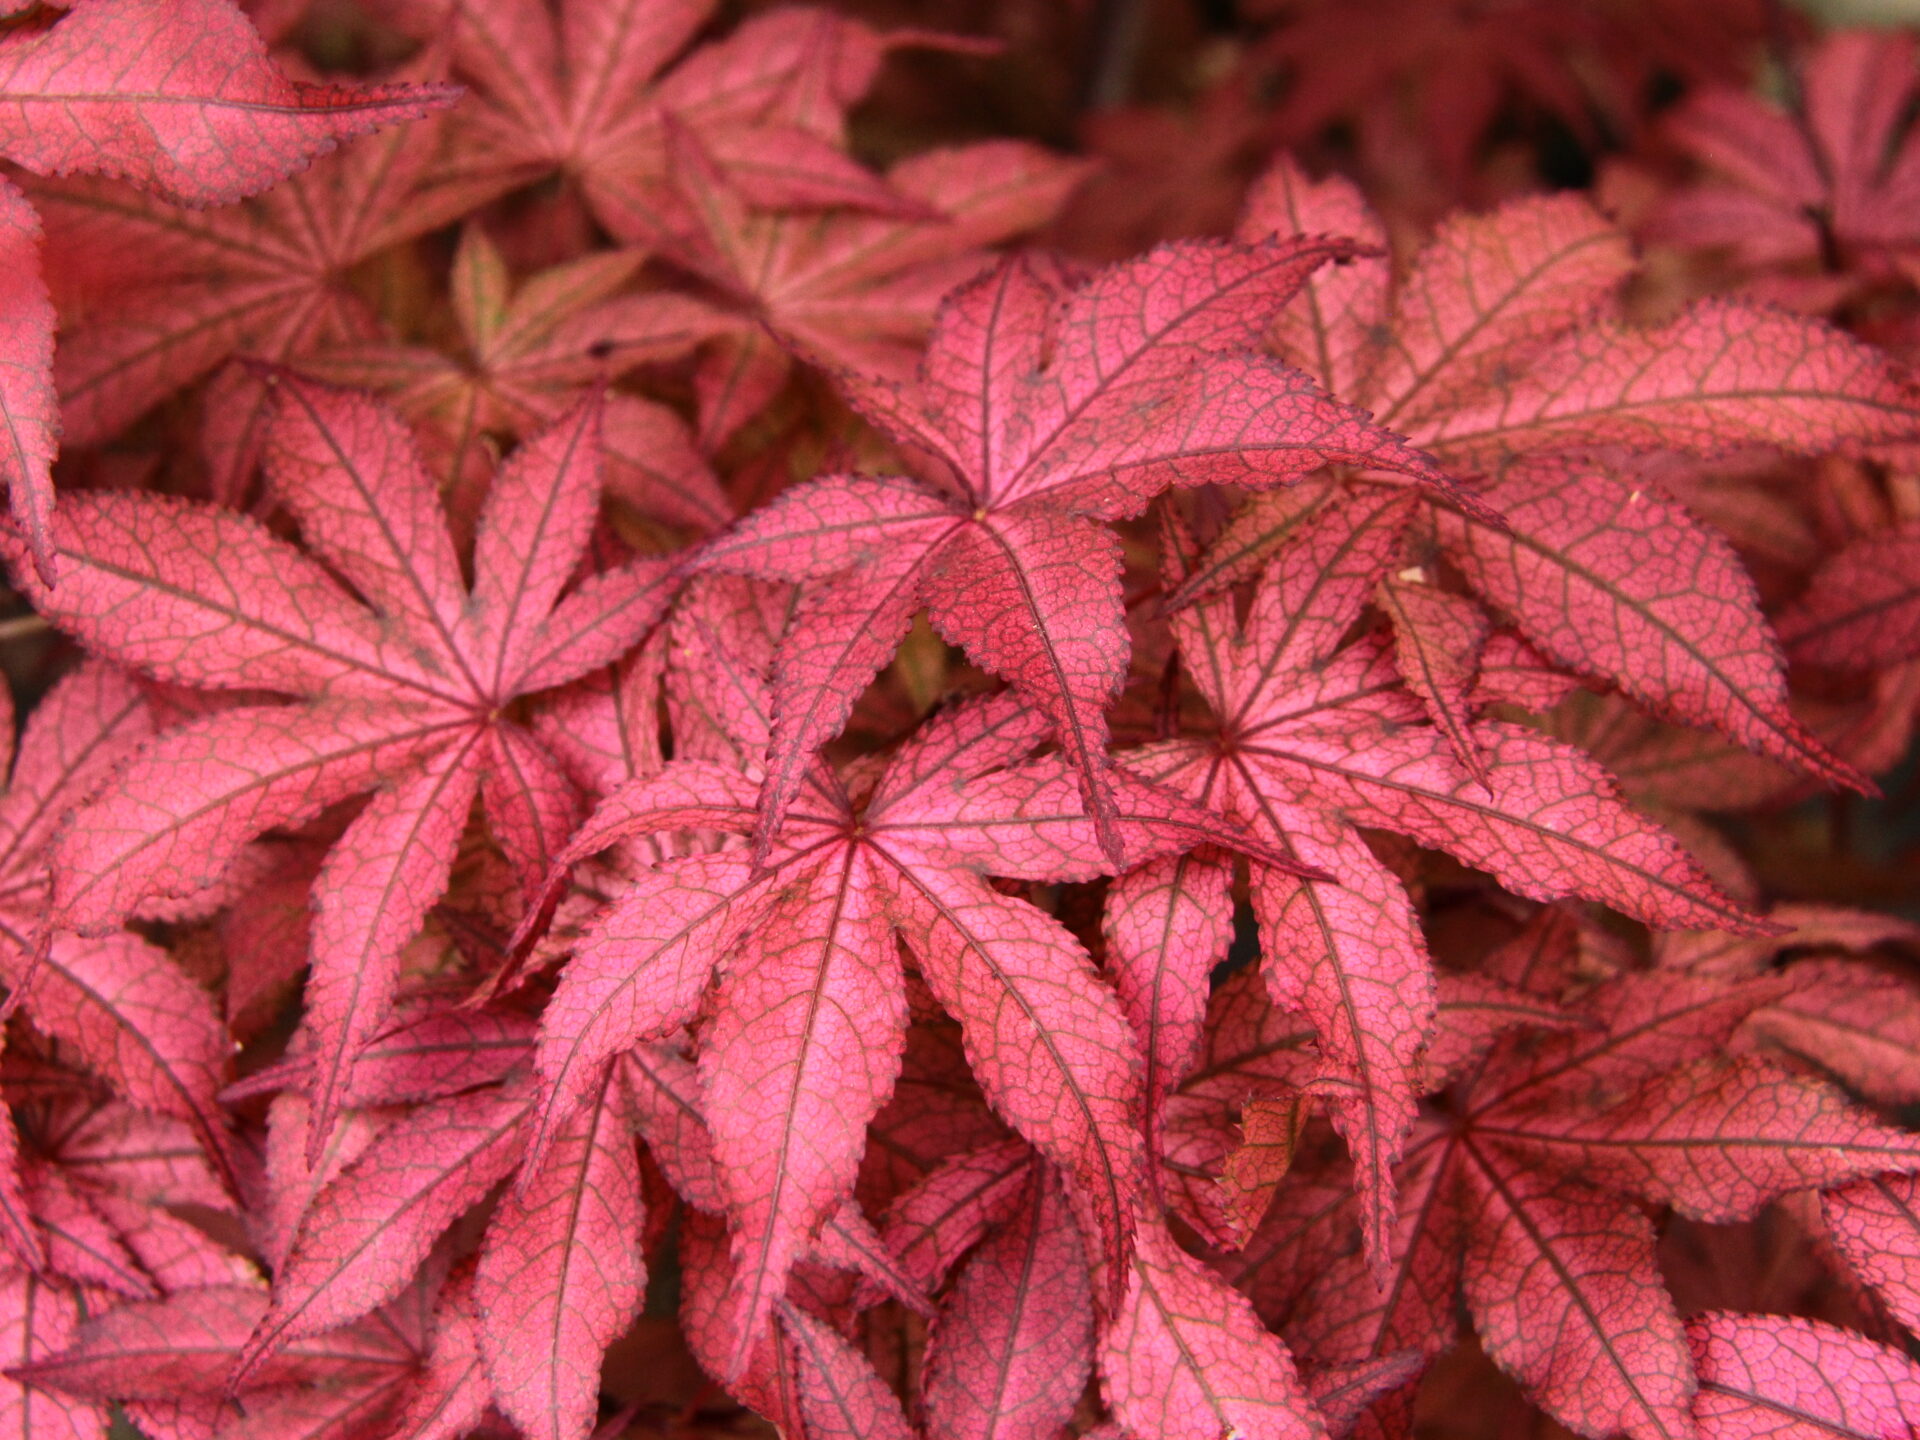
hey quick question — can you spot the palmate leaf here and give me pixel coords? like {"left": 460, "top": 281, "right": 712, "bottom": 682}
{"left": 10, "top": 1260, "right": 486, "bottom": 1437}
{"left": 1187, "top": 157, "right": 1920, "bottom": 791}
{"left": 301, "top": 224, "right": 733, "bottom": 533}
{"left": 1100, "top": 1218, "right": 1324, "bottom": 1440}
{"left": 12, "top": 1284, "right": 416, "bottom": 1401}
{"left": 234, "top": 1083, "right": 533, "bottom": 1385}
{"left": 874, "top": 1138, "right": 1033, "bottom": 1299}
{"left": 781, "top": 1299, "right": 917, "bottom": 1440}
{"left": 10, "top": 378, "right": 676, "bottom": 1159}
{"left": 1131, "top": 490, "right": 1757, "bottom": 1283}
{"left": 1775, "top": 521, "right": 1920, "bottom": 670}
{"left": 666, "top": 118, "right": 1089, "bottom": 445}
{"left": 1688, "top": 1312, "right": 1920, "bottom": 1440}
{"left": 1437, "top": 457, "right": 1857, "bottom": 788}
{"left": 0, "top": 665, "right": 234, "bottom": 1190}
{"left": 31, "top": 74, "right": 507, "bottom": 479}
{"left": 1646, "top": 29, "right": 1920, "bottom": 287}
{"left": 921, "top": 1162, "right": 1092, "bottom": 1440}
{"left": 1243, "top": 968, "right": 1920, "bottom": 1440}
{"left": 525, "top": 631, "right": 1307, "bottom": 1373}
{"left": 402, "top": 0, "right": 926, "bottom": 248}
{"left": 1, "top": 1270, "right": 97, "bottom": 1440}
{"left": 473, "top": 1066, "right": 644, "bottom": 1440}
{"left": 1822, "top": 1171, "right": 1920, "bottom": 1341}
{"left": 0, "top": 0, "right": 454, "bottom": 207}
{"left": 0, "top": 0, "right": 456, "bottom": 574}
{"left": 695, "top": 237, "right": 1448, "bottom": 862}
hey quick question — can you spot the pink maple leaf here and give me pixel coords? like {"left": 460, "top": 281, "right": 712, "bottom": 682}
{"left": 1179, "top": 158, "right": 1920, "bottom": 795}
{"left": 300, "top": 221, "right": 734, "bottom": 535}
{"left": 397, "top": 0, "right": 934, "bottom": 251}
{"left": 13, "top": 378, "right": 676, "bottom": 1160}
{"left": 920, "top": 1160, "right": 1092, "bottom": 1440}
{"left": 693, "top": 236, "right": 1448, "bottom": 863}
{"left": 524, "top": 661, "right": 1304, "bottom": 1374}
{"left": 1687, "top": 1311, "right": 1920, "bottom": 1440}
{"left": 1239, "top": 963, "right": 1920, "bottom": 1440}
{"left": 32, "top": 95, "right": 515, "bottom": 510}
{"left": 666, "top": 120, "right": 1089, "bottom": 446}
{"left": 1128, "top": 489, "right": 1757, "bottom": 1282}
{"left": 0, "top": 0, "right": 455, "bottom": 576}
{"left": 1644, "top": 30, "right": 1920, "bottom": 295}
{"left": 0, "top": 664, "right": 232, "bottom": 1190}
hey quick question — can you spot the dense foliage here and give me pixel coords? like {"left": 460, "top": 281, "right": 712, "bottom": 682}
{"left": 0, "top": 2, "right": 1918, "bottom": 1439}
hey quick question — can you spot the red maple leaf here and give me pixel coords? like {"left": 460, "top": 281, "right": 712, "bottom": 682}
{"left": 32, "top": 90, "right": 513, "bottom": 508}
{"left": 0, "top": 664, "right": 233, "bottom": 1191}
{"left": 1252, "top": 0, "right": 1768, "bottom": 192}
{"left": 11, "top": 378, "right": 676, "bottom": 1160}
{"left": 227, "top": 1081, "right": 535, "bottom": 1396}
{"left": 1644, "top": 30, "right": 1920, "bottom": 296}
{"left": 1237, "top": 935, "right": 1920, "bottom": 1440}
{"left": 1687, "top": 1311, "right": 1920, "bottom": 1440}
{"left": 920, "top": 1158, "right": 1092, "bottom": 1440}
{"left": 0, "top": 1033, "right": 261, "bottom": 1435}
{"left": 0, "top": 0, "right": 454, "bottom": 577}
{"left": 1129, "top": 491, "right": 1758, "bottom": 1283}
{"left": 665, "top": 121, "right": 1089, "bottom": 445}
{"left": 692, "top": 236, "right": 1448, "bottom": 863}
{"left": 398, "top": 0, "right": 933, "bottom": 251}
{"left": 1180, "top": 158, "right": 1920, "bottom": 791}
{"left": 300, "top": 221, "right": 734, "bottom": 536}
{"left": 523, "top": 668, "right": 1301, "bottom": 1374}
{"left": 1101, "top": 1214, "right": 1324, "bottom": 1440}
{"left": 12, "top": 1243, "right": 484, "bottom": 1438}
{"left": 1776, "top": 519, "right": 1920, "bottom": 671}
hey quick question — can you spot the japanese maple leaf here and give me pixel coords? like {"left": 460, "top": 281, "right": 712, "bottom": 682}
{"left": 224, "top": 999, "right": 538, "bottom": 1114}
{"left": 1644, "top": 30, "right": 1920, "bottom": 293}
{"left": 231, "top": 1080, "right": 535, "bottom": 1390}
{"left": 920, "top": 1159, "right": 1092, "bottom": 1440}
{"left": 1258, "top": 0, "right": 1611, "bottom": 187}
{"left": 1775, "top": 519, "right": 1920, "bottom": 671}
{"left": 693, "top": 237, "right": 1449, "bottom": 862}
{"left": 1252, "top": 0, "right": 1766, "bottom": 190}
{"left": 12, "top": 378, "right": 677, "bottom": 1160}
{"left": 1246, "top": 954, "right": 1920, "bottom": 1440}
{"left": 30, "top": 70, "right": 510, "bottom": 492}
{"left": 1180, "top": 158, "right": 1920, "bottom": 791}
{"left": 1102, "top": 1215, "right": 1326, "bottom": 1440}
{"left": 473, "top": 1064, "right": 645, "bottom": 1440}
{"left": 0, "top": 1041, "right": 262, "bottom": 1436}
{"left": 1125, "top": 488, "right": 1760, "bottom": 1282}
{"left": 1145, "top": 968, "right": 1320, "bottom": 1249}
{"left": 0, "top": 664, "right": 233, "bottom": 1192}
{"left": 5, "top": 1043, "right": 240, "bottom": 1291}
{"left": 301, "top": 222, "right": 734, "bottom": 535}
{"left": 1, "top": 1264, "right": 119, "bottom": 1440}
{"left": 1655, "top": 914, "right": 1920, "bottom": 1116}
{"left": 667, "top": 122, "right": 1089, "bottom": 445}
{"left": 678, "top": 1207, "right": 926, "bottom": 1440}
{"left": 526, "top": 685, "right": 1303, "bottom": 1376}
{"left": 13, "top": 1265, "right": 480, "bottom": 1439}
{"left": 1686, "top": 1312, "right": 1920, "bottom": 1440}
{"left": 400, "top": 0, "right": 928, "bottom": 250}
{"left": 0, "top": 0, "right": 455, "bottom": 576}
